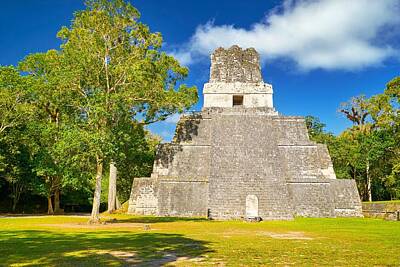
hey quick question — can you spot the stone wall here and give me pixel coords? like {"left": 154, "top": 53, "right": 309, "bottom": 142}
{"left": 157, "top": 180, "right": 208, "bottom": 217}
{"left": 203, "top": 82, "right": 273, "bottom": 108}
{"left": 362, "top": 202, "right": 400, "bottom": 221}
{"left": 287, "top": 181, "right": 335, "bottom": 217}
{"left": 131, "top": 112, "right": 211, "bottom": 217}
{"left": 207, "top": 112, "right": 294, "bottom": 220}
{"left": 332, "top": 179, "right": 363, "bottom": 217}
{"left": 128, "top": 178, "right": 157, "bottom": 215}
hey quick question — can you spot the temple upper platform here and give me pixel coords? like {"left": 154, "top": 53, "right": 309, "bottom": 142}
{"left": 203, "top": 45, "right": 274, "bottom": 109}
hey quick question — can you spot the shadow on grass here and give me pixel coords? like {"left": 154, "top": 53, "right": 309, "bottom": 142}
{"left": 104, "top": 216, "right": 209, "bottom": 224}
{"left": 0, "top": 230, "right": 213, "bottom": 266}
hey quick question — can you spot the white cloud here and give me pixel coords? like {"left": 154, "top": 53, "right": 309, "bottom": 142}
{"left": 165, "top": 113, "right": 181, "bottom": 124}
{"left": 172, "top": 0, "right": 400, "bottom": 70}
{"left": 169, "top": 51, "right": 194, "bottom": 66}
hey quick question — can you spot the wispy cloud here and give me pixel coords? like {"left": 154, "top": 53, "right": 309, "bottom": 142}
{"left": 164, "top": 113, "right": 181, "bottom": 124}
{"left": 171, "top": 0, "right": 400, "bottom": 71}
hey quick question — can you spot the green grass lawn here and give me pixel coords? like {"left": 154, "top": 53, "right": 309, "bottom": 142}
{"left": 0, "top": 214, "right": 399, "bottom": 266}
{"left": 363, "top": 200, "right": 400, "bottom": 204}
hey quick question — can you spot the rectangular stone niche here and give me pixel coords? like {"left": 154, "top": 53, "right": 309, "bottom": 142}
{"left": 233, "top": 95, "right": 244, "bottom": 106}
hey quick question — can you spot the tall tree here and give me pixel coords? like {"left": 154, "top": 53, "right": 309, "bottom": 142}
{"left": 0, "top": 67, "right": 34, "bottom": 211}
{"left": 340, "top": 95, "right": 375, "bottom": 201}
{"left": 54, "top": 0, "right": 197, "bottom": 223}
{"left": 339, "top": 95, "right": 371, "bottom": 132}
{"left": 339, "top": 80, "right": 400, "bottom": 201}
{"left": 19, "top": 50, "right": 76, "bottom": 214}
{"left": 369, "top": 77, "right": 400, "bottom": 200}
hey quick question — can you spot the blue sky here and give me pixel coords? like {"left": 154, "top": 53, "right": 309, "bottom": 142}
{"left": 1, "top": 0, "right": 399, "bottom": 141}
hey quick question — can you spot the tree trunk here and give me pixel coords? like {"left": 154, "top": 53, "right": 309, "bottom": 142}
{"left": 89, "top": 156, "right": 103, "bottom": 224}
{"left": 47, "top": 196, "right": 54, "bottom": 215}
{"left": 12, "top": 197, "right": 18, "bottom": 212}
{"left": 11, "top": 183, "right": 23, "bottom": 213}
{"left": 107, "top": 161, "right": 117, "bottom": 213}
{"left": 54, "top": 188, "right": 62, "bottom": 214}
{"left": 366, "top": 159, "right": 372, "bottom": 202}
{"left": 116, "top": 195, "right": 121, "bottom": 210}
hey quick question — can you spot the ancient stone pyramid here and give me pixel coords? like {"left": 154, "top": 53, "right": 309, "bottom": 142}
{"left": 128, "top": 45, "right": 362, "bottom": 220}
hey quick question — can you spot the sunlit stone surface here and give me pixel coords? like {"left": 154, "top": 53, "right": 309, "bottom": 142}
{"left": 128, "top": 46, "right": 363, "bottom": 220}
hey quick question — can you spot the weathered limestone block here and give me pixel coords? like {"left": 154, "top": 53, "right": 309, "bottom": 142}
{"left": 287, "top": 181, "right": 335, "bottom": 217}
{"left": 173, "top": 113, "right": 210, "bottom": 145}
{"left": 150, "top": 113, "right": 212, "bottom": 182}
{"left": 332, "top": 179, "right": 363, "bottom": 217}
{"left": 157, "top": 180, "right": 208, "bottom": 217}
{"left": 210, "top": 45, "right": 262, "bottom": 83}
{"left": 128, "top": 178, "right": 157, "bottom": 215}
{"left": 362, "top": 202, "right": 400, "bottom": 221}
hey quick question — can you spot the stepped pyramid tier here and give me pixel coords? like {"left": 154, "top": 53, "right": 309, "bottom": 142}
{"left": 128, "top": 46, "right": 362, "bottom": 220}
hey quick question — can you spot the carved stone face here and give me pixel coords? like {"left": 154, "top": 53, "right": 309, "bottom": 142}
{"left": 210, "top": 45, "right": 263, "bottom": 83}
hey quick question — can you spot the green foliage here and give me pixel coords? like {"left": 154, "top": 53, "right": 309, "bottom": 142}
{"left": 114, "top": 128, "right": 160, "bottom": 202}
{"left": 50, "top": 0, "right": 197, "bottom": 164}
{"left": 0, "top": 66, "right": 36, "bottom": 211}
{"left": 304, "top": 115, "right": 335, "bottom": 144}
{"left": 18, "top": 49, "right": 86, "bottom": 213}
{"left": 0, "top": 66, "right": 34, "bottom": 136}
{"left": 52, "top": 0, "right": 197, "bottom": 220}
{"left": 305, "top": 115, "right": 326, "bottom": 138}
{"left": 0, "top": 0, "right": 196, "bottom": 213}
{"left": 338, "top": 129, "right": 395, "bottom": 200}
{"left": 306, "top": 75, "right": 400, "bottom": 202}
{"left": 0, "top": 133, "right": 36, "bottom": 211}
{"left": 310, "top": 75, "right": 400, "bottom": 201}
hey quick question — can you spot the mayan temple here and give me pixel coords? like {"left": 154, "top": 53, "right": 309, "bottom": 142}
{"left": 128, "top": 45, "right": 363, "bottom": 220}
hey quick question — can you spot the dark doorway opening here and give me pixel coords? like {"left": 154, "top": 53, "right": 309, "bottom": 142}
{"left": 233, "top": 95, "right": 244, "bottom": 106}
